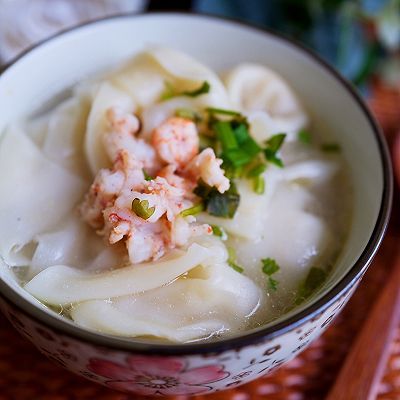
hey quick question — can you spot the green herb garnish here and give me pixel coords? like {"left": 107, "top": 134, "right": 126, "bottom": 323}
{"left": 161, "top": 81, "right": 210, "bottom": 101}
{"left": 266, "top": 133, "right": 286, "bottom": 152}
{"left": 206, "top": 184, "right": 240, "bottom": 218}
{"left": 268, "top": 277, "right": 278, "bottom": 291}
{"left": 214, "top": 121, "right": 238, "bottom": 151}
{"left": 182, "top": 81, "right": 210, "bottom": 97}
{"left": 253, "top": 175, "right": 265, "bottom": 194}
{"left": 211, "top": 225, "right": 227, "bottom": 240}
{"left": 321, "top": 143, "right": 341, "bottom": 153}
{"left": 228, "top": 247, "right": 244, "bottom": 273}
{"left": 296, "top": 267, "right": 328, "bottom": 304}
{"left": 175, "top": 108, "right": 202, "bottom": 122}
{"left": 261, "top": 258, "right": 280, "bottom": 291}
{"left": 264, "top": 151, "right": 284, "bottom": 168}
{"left": 264, "top": 133, "right": 286, "bottom": 168}
{"left": 212, "top": 120, "right": 261, "bottom": 169}
{"left": 194, "top": 180, "right": 240, "bottom": 219}
{"left": 262, "top": 258, "right": 280, "bottom": 275}
{"left": 247, "top": 163, "right": 267, "bottom": 178}
{"left": 142, "top": 169, "right": 153, "bottom": 181}
{"left": 206, "top": 107, "right": 242, "bottom": 117}
{"left": 224, "top": 149, "right": 252, "bottom": 167}
{"left": 131, "top": 198, "right": 155, "bottom": 220}
{"left": 180, "top": 203, "right": 204, "bottom": 217}
{"left": 298, "top": 129, "right": 312, "bottom": 144}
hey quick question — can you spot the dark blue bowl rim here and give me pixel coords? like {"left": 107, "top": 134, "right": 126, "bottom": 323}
{"left": 0, "top": 11, "right": 393, "bottom": 356}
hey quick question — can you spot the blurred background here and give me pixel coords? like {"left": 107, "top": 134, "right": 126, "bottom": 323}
{"left": 0, "top": 0, "right": 399, "bottom": 90}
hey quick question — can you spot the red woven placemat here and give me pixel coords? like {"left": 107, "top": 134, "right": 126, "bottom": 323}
{"left": 0, "top": 83, "right": 399, "bottom": 400}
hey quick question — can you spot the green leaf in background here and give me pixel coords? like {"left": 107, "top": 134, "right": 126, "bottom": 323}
{"left": 194, "top": 0, "right": 400, "bottom": 87}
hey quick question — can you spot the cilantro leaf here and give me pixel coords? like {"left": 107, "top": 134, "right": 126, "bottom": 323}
{"left": 264, "top": 133, "right": 286, "bottom": 168}
{"left": 194, "top": 180, "right": 240, "bottom": 219}
{"left": 161, "top": 81, "right": 210, "bottom": 101}
{"left": 298, "top": 129, "right": 312, "bottom": 144}
{"left": 262, "top": 258, "right": 280, "bottom": 276}
{"left": 261, "top": 258, "right": 280, "bottom": 291}
{"left": 268, "top": 276, "right": 278, "bottom": 291}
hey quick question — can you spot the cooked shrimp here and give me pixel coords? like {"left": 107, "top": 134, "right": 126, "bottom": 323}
{"left": 105, "top": 107, "right": 159, "bottom": 173}
{"left": 81, "top": 112, "right": 219, "bottom": 265}
{"left": 171, "top": 216, "right": 212, "bottom": 247}
{"left": 185, "top": 148, "right": 230, "bottom": 193}
{"left": 80, "top": 169, "right": 125, "bottom": 229}
{"left": 158, "top": 165, "right": 196, "bottom": 193}
{"left": 152, "top": 117, "right": 199, "bottom": 167}
{"left": 126, "top": 219, "right": 167, "bottom": 264}
{"left": 103, "top": 207, "right": 167, "bottom": 263}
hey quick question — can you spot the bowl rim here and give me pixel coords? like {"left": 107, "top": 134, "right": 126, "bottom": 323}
{"left": 0, "top": 11, "right": 393, "bottom": 355}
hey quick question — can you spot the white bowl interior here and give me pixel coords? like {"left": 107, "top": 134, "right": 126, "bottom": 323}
{"left": 0, "top": 14, "right": 385, "bottom": 333}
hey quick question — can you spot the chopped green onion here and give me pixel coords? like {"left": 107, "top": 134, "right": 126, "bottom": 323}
{"left": 247, "top": 163, "right": 267, "bottom": 178}
{"left": 206, "top": 107, "right": 242, "bottom": 117}
{"left": 262, "top": 258, "right": 280, "bottom": 276}
{"left": 268, "top": 277, "right": 278, "bottom": 291}
{"left": 161, "top": 81, "right": 210, "bottom": 101}
{"left": 206, "top": 189, "right": 240, "bottom": 218}
{"left": 211, "top": 225, "right": 227, "bottom": 240}
{"left": 182, "top": 81, "right": 210, "bottom": 97}
{"left": 229, "top": 261, "right": 244, "bottom": 273}
{"left": 266, "top": 133, "right": 286, "bottom": 152}
{"left": 241, "top": 137, "right": 262, "bottom": 158}
{"left": 253, "top": 175, "right": 265, "bottom": 194}
{"left": 232, "top": 123, "right": 262, "bottom": 158}
{"left": 298, "top": 129, "right": 312, "bottom": 144}
{"left": 264, "top": 133, "right": 286, "bottom": 168}
{"left": 194, "top": 180, "right": 240, "bottom": 219}
{"left": 214, "top": 121, "right": 238, "bottom": 151}
{"left": 264, "top": 149, "right": 284, "bottom": 168}
{"left": 227, "top": 247, "right": 244, "bottom": 273}
{"left": 261, "top": 258, "right": 280, "bottom": 291}
{"left": 142, "top": 169, "right": 153, "bottom": 181}
{"left": 175, "top": 108, "right": 201, "bottom": 122}
{"left": 233, "top": 123, "right": 250, "bottom": 144}
{"left": 321, "top": 143, "right": 341, "bottom": 153}
{"left": 131, "top": 198, "right": 155, "bottom": 220}
{"left": 193, "top": 180, "right": 213, "bottom": 199}
{"left": 296, "top": 267, "right": 328, "bottom": 305}
{"left": 224, "top": 148, "right": 252, "bottom": 167}
{"left": 180, "top": 203, "right": 204, "bottom": 217}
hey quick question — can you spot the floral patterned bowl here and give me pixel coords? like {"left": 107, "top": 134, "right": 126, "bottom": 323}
{"left": 0, "top": 13, "right": 392, "bottom": 396}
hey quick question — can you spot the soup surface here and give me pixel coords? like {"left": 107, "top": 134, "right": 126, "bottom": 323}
{"left": 0, "top": 47, "right": 352, "bottom": 343}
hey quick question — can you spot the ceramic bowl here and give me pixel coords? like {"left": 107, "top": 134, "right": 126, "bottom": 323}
{"left": 0, "top": 13, "right": 392, "bottom": 396}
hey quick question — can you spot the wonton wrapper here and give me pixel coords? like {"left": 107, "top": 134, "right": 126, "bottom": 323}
{"left": 85, "top": 82, "right": 134, "bottom": 174}
{"left": 0, "top": 126, "right": 86, "bottom": 266}
{"left": 25, "top": 243, "right": 217, "bottom": 304}
{"left": 225, "top": 63, "right": 308, "bottom": 138}
{"left": 71, "top": 260, "right": 262, "bottom": 342}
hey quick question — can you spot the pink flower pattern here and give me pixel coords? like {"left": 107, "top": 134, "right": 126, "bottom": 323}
{"left": 88, "top": 356, "right": 229, "bottom": 395}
